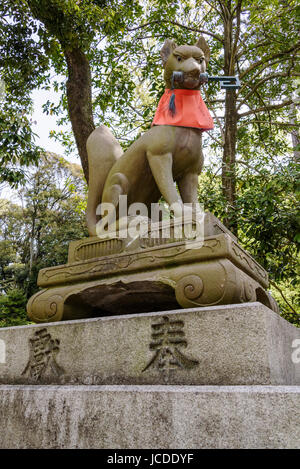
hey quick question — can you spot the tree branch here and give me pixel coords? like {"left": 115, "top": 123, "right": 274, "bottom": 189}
{"left": 206, "top": 131, "right": 224, "bottom": 147}
{"left": 237, "top": 72, "right": 300, "bottom": 110}
{"left": 136, "top": 35, "right": 162, "bottom": 40}
{"left": 203, "top": 87, "right": 225, "bottom": 145}
{"left": 236, "top": 74, "right": 273, "bottom": 127}
{"left": 127, "top": 20, "right": 224, "bottom": 44}
{"left": 204, "top": 0, "right": 223, "bottom": 16}
{"left": 237, "top": 56, "right": 294, "bottom": 95}
{"left": 239, "top": 43, "right": 300, "bottom": 79}
{"left": 237, "top": 39, "right": 272, "bottom": 58}
{"left": 229, "top": 0, "right": 242, "bottom": 74}
{"left": 270, "top": 280, "right": 298, "bottom": 315}
{"left": 241, "top": 120, "right": 300, "bottom": 128}
{"left": 238, "top": 99, "right": 294, "bottom": 118}
{"left": 216, "top": 0, "right": 228, "bottom": 19}
{"left": 236, "top": 159, "right": 263, "bottom": 174}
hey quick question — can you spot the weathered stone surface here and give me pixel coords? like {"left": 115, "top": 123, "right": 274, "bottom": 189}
{"left": 68, "top": 212, "right": 237, "bottom": 263}
{"left": 0, "top": 384, "right": 299, "bottom": 448}
{"left": 27, "top": 229, "right": 277, "bottom": 323}
{"left": 0, "top": 303, "right": 299, "bottom": 386}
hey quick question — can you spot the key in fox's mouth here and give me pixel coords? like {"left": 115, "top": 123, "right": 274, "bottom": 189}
{"left": 182, "top": 72, "right": 201, "bottom": 89}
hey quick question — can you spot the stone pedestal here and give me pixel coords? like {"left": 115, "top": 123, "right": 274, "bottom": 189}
{"left": 0, "top": 303, "right": 300, "bottom": 448}
{"left": 26, "top": 213, "right": 278, "bottom": 323}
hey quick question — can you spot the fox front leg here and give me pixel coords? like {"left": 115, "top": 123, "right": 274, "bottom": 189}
{"left": 146, "top": 150, "right": 183, "bottom": 216}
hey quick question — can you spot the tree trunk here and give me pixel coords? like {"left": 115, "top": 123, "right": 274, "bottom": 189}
{"left": 289, "top": 101, "right": 300, "bottom": 162}
{"left": 26, "top": 2, "right": 95, "bottom": 183}
{"left": 221, "top": 4, "right": 238, "bottom": 235}
{"left": 222, "top": 91, "right": 238, "bottom": 233}
{"left": 64, "top": 48, "right": 95, "bottom": 183}
{"left": 27, "top": 204, "right": 37, "bottom": 297}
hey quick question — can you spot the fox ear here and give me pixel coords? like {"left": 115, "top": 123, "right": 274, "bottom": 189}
{"left": 160, "top": 39, "right": 177, "bottom": 65}
{"left": 195, "top": 36, "right": 210, "bottom": 63}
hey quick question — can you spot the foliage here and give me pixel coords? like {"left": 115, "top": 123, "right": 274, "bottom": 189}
{"left": 0, "top": 101, "right": 41, "bottom": 187}
{"left": 0, "top": 152, "right": 87, "bottom": 327}
{"left": 0, "top": 0, "right": 51, "bottom": 185}
{"left": 0, "top": 288, "right": 29, "bottom": 327}
{"left": 1, "top": 0, "right": 145, "bottom": 180}
{"left": 198, "top": 156, "right": 300, "bottom": 325}
{"left": 1, "top": 1, "right": 298, "bottom": 165}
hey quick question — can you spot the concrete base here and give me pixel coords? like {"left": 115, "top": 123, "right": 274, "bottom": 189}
{"left": 0, "top": 385, "right": 299, "bottom": 449}
{"left": 1, "top": 303, "right": 299, "bottom": 448}
{"left": 0, "top": 303, "right": 299, "bottom": 386}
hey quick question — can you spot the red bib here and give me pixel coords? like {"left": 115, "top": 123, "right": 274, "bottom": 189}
{"left": 152, "top": 89, "right": 214, "bottom": 131}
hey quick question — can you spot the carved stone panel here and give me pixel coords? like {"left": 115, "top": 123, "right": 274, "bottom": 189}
{"left": 22, "top": 328, "right": 64, "bottom": 382}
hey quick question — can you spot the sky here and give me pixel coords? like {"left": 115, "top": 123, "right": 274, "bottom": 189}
{"left": 0, "top": 85, "right": 80, "bottom": 202}
{"left": 31, "top": 88, "right": 65, "bottom": 156}
{"left": 30, "top": 87, "right": 80, "bottom": 164}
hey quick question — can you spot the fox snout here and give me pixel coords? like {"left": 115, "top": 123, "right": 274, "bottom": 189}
{"left": 173, "top": 59, "right": 205, "bottom": 89}
{"left": 178, "top": 58, "right": 201, "bottom": 88}
{"left": 179, "top": 57, "right": 202, "bottom": 75}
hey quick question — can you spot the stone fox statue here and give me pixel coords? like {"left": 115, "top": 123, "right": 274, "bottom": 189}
{"left": 86, "top": 37, "right": 213, "bottom": 236}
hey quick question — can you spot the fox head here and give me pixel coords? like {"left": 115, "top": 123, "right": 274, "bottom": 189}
{"left": 160, "top": 37, "right": 210, "bottom": 89}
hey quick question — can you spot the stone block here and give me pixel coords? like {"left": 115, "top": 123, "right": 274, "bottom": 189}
{"left": 0, "top": 384, "right": 299, "bottom": 448}
{"left": 0, "top": 303, "right": 299, "bottom": 386}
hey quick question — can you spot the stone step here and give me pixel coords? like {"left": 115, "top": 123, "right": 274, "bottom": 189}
{"left": 0, "top": 303, "right": 299, "bottom": 386}
{"left": 0, "top": 384, "right": 299, "bottom": 448}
